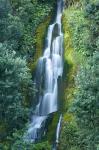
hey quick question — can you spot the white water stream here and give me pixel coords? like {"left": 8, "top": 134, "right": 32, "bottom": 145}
{"left": 24, "top": 0, "right": 64, "bottom": 143}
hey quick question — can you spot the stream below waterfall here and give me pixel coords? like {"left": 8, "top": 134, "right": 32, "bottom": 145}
{"left": 24, "top": 0, "right": 64, "bottom": 145}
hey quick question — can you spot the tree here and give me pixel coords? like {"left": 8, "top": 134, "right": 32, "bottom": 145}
{"left": 84, "top": 0, "right": 99, "bottom": 54}
{"left": 0, "top": 43, "right": 32, "bottom": 139}
{"left": 71, "top": 51, "right": 99, "bottom": 149}
{"left": 0, "top": 0, "right": 12, "bottom": 19}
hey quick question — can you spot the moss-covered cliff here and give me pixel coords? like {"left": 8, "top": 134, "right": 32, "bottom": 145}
{"left": 59, "top": 1, "right": 86, "bottom": 150}
{"left": 59, "top": 0, "right": 99, "bottom": 149}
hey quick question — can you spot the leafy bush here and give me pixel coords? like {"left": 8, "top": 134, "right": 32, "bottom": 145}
{"left": 59, "top": 121, "right": 80, "bottom": 150}
{"left": 0, "top": 43, "right": 33, "bottom": 140}
{"left": 61, "top": 0, "right": 99, "bottom": 149}
{"left": 71, "top": 51, "right": 99, "bottom": 149}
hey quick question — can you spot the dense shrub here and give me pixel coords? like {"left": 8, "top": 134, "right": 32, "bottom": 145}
{"left": 60, "top": 0, "right": 99, "bottom": 149}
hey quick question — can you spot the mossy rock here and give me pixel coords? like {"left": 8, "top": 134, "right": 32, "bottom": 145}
{"left": 28, "top": 15, "right": 52, "bottom": 74}
{"left": 46, "top": 112, "right": 59, "bottom": 143}
{"left": 52, "top": 23, "right": 60, "bottom": 38}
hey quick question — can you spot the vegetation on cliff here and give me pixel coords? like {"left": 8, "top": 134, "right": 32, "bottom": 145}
{"left": 60, "top": 0, "right": 99, "bottom": 150}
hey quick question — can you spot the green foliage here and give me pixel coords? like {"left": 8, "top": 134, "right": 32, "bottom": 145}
{"left": 59, "top": 121, "right": 80, "bottom": 150}
{"left": 61, "top": 0, "right": 99, "bottom": 149}
{"left": 0, "top": 130, "right": 51, "bottom": 150}
{"left": 9, "top": 0, "right": 55, "bottom": 55}
{"left": 65, "top": 8, "right": 90, "bottom": 55}
{"left": 84, "top": 0, "right": 99, "bottom": 54}
{"left": 12, "top": 141, "right": 51, "bottom": 150}
{"left": 71, "top": 51, "right": 99, "bottom": 149}
{"left": 0, "top": 0, "right": 12, "bottom": 19}
{"left": 0, "top": 0, "right": 55, "bottom": 55}
{"left": 0, "top": 43, "right": 32, "bottom": 140}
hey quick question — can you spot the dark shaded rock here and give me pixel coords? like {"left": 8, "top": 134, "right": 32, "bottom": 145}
{"left": 52, "top": 23, "right": 60, "bottom": 38}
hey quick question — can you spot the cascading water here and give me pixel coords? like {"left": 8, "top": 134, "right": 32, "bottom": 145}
{"left": 56, "top": 114, "right": 62, "bottom": 144}
{"left": 24, "top": 0, "right": 64, "bottom": 143}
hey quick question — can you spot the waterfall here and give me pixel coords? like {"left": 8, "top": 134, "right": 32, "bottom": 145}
{"left": 56, "top": 115, "right": 62, "bottom": 144}
{"left": 24, "top": 0, "right": 64, "bottom": 142}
